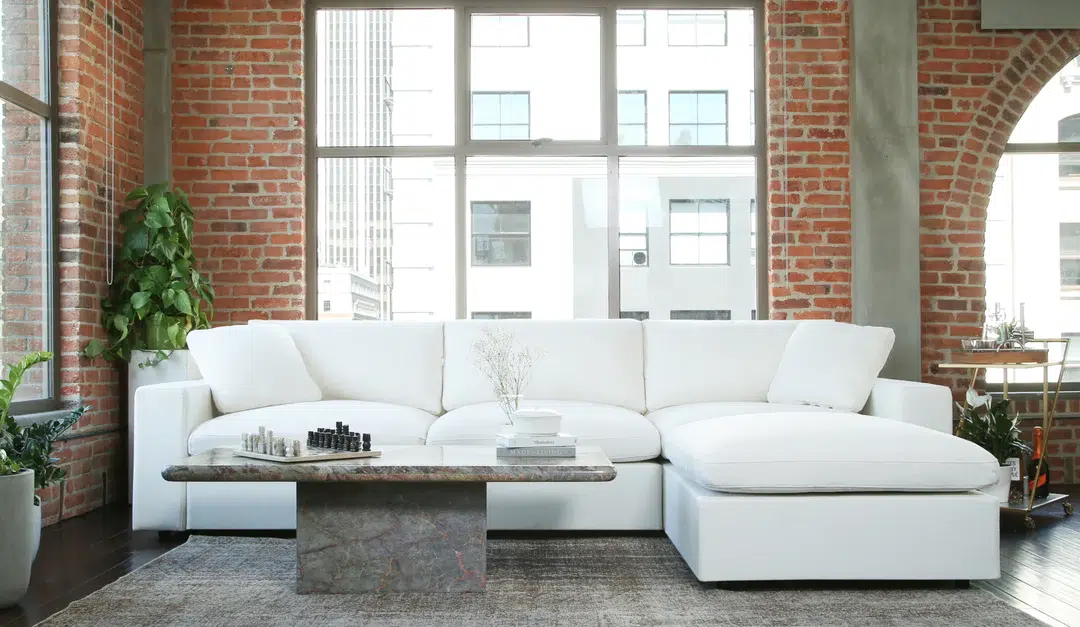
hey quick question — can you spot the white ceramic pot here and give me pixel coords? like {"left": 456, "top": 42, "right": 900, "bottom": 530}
{"left": 510, "top": 408, "right": 562, "bottom": 436}
{"left": 0, "top": 469, "right": 36, "bottom": 608}
{"left": 127, "top": 350, "right": 200, "bottom": 503}
{"left": 30, "top": 502, "right": 40, "bottom": 561}
{"left": 986, "top": 465, "right": 1012, "bottom": 504}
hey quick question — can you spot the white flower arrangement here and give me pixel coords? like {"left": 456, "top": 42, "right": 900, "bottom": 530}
{"left": 471, "top": 326, "right": 542, "bottom": 424}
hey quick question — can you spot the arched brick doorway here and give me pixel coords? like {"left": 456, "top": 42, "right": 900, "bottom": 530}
{"left": 919, "top": 18, "right": 1080, "bottom": 390}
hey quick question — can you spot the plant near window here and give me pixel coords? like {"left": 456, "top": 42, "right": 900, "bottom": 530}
{"left": 955, "top": 390, "right": 1029, "bottom": 467}
{"left": 84, "top": 184, "right": 214, "bottom": 366}
{"left": 471, "top": 326, "right": 542, "bottom": 424}
{"left": 0, "top": 352, "right": 90, "bottom": 503}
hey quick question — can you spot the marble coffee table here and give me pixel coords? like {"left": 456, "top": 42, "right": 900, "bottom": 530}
{"left": 162, "top": 445, "right": 616, "bottom": 593}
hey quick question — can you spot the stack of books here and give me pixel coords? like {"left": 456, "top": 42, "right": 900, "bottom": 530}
{"left": 495, "top": 432, "right": 577, "bottom": 458}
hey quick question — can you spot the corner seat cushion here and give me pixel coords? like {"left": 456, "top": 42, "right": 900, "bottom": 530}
{"left": 664, "top": 412, "right": 999, "bottom": 493}
{"left": 425, "top": 400, "right": 661, "bottom": 463}
{"left": 188, "top": 400, "right": 436, "bottom": 456}
{"left": 647, "top": 402, "right": 838, "bottom": 458}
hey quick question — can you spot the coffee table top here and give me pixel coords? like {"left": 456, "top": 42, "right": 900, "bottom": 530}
{"left": 162, "top": 445, "right": 616, "bottom": 483}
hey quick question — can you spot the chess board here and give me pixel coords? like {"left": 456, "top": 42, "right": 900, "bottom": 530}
{"left": 233, "top": 448, "right": 382, "bottom": 463}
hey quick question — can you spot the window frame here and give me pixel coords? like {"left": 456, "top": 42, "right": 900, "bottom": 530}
{"left": 470, "top": 14, "right": 531, "bottom": 48}
{"left": 616, "top": 9, "right": 646, "bottom": 46}
{"left": 0, "top": 0, "right": 61, "bottom": 414}
{"left": 617, "top": 89, "right": 647, "bottom": 146}
{"left": 305, "top": 1, "right": 768, "bottom": 323}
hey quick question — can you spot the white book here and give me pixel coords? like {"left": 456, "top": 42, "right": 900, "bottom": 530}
{"left": 495, "top": 433, "right": 577, "bottom": 448}
{"left": 496, "top": 446, "right": 576, "bottom": 458}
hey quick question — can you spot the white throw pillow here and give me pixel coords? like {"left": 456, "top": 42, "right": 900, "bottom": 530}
{"left": 186, "top": 324, "right": 322, "bottom": 414}
{"left": 767, "top": 321, "right": 894, "bottom": 412}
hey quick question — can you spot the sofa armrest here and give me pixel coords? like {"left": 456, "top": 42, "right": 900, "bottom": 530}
{"left": 863, "top": 377, "right": 953, "bottom": 434}
{"left": 132, "top": 380, "right": 214, "bottom": 531}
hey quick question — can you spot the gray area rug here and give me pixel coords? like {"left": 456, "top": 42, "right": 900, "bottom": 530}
{"left": 38, "top": 535, "right": 1040, "bottom": 627}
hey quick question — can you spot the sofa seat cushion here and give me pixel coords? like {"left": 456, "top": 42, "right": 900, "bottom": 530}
{"left": 188, "top": 400, "right": 436, "bottom": 455}
{"left": 425, "top": 400, "right": 661, "bottom": 463}
{"left": 664, "top": 412, "right": 999, "bottom": 493}
{"left": 647, "top": 402, "right": 837, "bottom": 458}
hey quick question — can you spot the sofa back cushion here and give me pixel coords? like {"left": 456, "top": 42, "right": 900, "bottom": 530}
{"left": 442, "top": 320, "right": 645, "bottom": 412}
{"left": 250, "top": 320, "right": 444, "bottom": 414}
{"left": 767, "top": 320, "right": 895, "bottom": 412}
{"left": 187, "top": 323, "right": 322, "bottom": 414}
{"left": 643, "top": 321, "right": 799, "bottom": 411}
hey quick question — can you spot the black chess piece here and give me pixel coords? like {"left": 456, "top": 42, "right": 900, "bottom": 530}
{"left": 335, "top": 421, "right": 343, "bottom": 434}
{"left": 362, "top": 433, "right": 371, "bottom": 452}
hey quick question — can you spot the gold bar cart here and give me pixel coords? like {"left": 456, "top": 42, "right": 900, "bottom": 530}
{"left": 937, "top": 338, "right": 1075, "bottom": 530}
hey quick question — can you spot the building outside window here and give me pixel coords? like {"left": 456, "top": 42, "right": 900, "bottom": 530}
{"left": 749, "top": 198, "right": 756, "bottom": 265}
{"left": 1062, "top": 224, "right": 1080, "bottom": 289}
{"left": 666, "top": 10, "right": 727, "bottom": 46}
{"left": 472, "top": 201, "right": 531, "bottom": 266}
{"left": 471, "top": 15, "right": 530, "bottom": 47}
{"left": 670, "top": 199, "right": 729, "bottom": 265}
{"left": 669, "top": 91, "right": 728, "bottom": 145}
{"left": 471, "top": 311, "right": 532, "bottom": 319}
{"left": 472, "top": 92, "right": 530, "bottom": 140}
{"left": 620, "top": 311, "right": 649, "bottom": 320}
{"left": 616, "top": 10, "right": 646, "bottom": 46}
{"left": 618, "top": 90, "right": 647, "bottom": 145}
{"left": 671, "top": 310, "right": 731, "bottom": 320}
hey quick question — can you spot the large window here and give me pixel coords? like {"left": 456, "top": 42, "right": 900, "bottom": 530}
{"left": 671, "top": 309, "right": 730, "bottom": 320}
{"left": 471, "top": 201, "right": 531, "bottom": 266}
{"left": 0, "top": 0, "right": 58, "bottom": 410}
{"left": 472, "top": 92, "right": 530, "bottom": 140}
{"left": 669, "top": 91, "right": 728, "bottom": 146}
{"left": 669, "top": 199, "right": 729, "bottom": 265}
{"left": 311, "top": 5, "right": 762, "bottom": 321}
{"left": 985, "top": 59, "right": 1080, "bottom": 385}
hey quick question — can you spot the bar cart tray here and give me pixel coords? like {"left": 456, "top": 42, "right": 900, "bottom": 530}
{"left": 950, "top": 349, "right": 1049, "bottom": 365}
{"left": 1001, "top": 493, "right": 1074, "bottom": 529}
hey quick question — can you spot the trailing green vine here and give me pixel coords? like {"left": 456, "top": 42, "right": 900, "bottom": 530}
{"left": 84, "top": 184, "right": 214, "bottom": 363}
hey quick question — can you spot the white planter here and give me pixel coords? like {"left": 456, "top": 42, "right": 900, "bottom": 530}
{"left": 127, "top": 350, "right": 201, "bottom": 504}
{"left": 30, "top": 502, "right": 40, "bottom": 561}
{"left": 0, "top": 470, "right": 35, "bottom": 609}
{"left": 986, "top": 465, "right": 1013, "bottom": 504}
{"left": 510, "top": 408, "right": 562, "bottom": 436}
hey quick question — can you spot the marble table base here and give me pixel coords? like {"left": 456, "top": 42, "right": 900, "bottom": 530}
{"left": 296, "top": 482, "right": 487, "bottom": 593}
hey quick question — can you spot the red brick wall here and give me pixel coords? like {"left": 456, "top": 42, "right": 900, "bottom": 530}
{"left": 42, "top": 0, "right": 144, "bottom": 525}
{"left": 916, "top": 0, "right": 1080, "bottom": 484}
{"left": 171, "top": 0, "right": 305, "bottom": 324}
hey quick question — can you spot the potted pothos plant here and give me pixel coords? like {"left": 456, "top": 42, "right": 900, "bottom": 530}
{"left": 0, "top": 352, "right": 89, "bottom": 608}
{"left": 83, "top": 183, "right": 213, "bottom": 503}
{"left": 84, "top": 183, "right": 214, "bottom": 365}
{"left": 956, "top": 390, "right": 1029, "bottom": 504}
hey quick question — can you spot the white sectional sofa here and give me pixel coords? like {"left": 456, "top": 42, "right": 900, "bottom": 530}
{"left": 132, "top": 319, "right": 1001, "bottom": 583}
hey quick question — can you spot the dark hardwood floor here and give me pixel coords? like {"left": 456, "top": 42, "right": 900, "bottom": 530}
{"left": 1, "top": 494, "right": 1078, "bottom": 627}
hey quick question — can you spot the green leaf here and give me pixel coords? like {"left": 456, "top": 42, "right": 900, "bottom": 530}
{"left": 119, "top": 209, "right": 141, "bottom": 229}
{"left": 174, "top": 290, "right": 194, "bottom": 316}
{"left": 126, "top": 187, "right": 149, "bottom": 201}
{"left": 124, "top": 224, "right": 149, "bottom": 253}
{"left": 113, "top": 314, "right": 130, "bottom": 343}
{"left": 162, "top": 288, "right": 176, "bottom": 308}
{"left": 130, "top": 291, "right": 151, "bottom": 311}
{"left": 83, "top": 339, "right": 106, "bottom": 358}
{"left": 144, "top": 205, "right": 174, "bottom": 230}
{"left": 167, "top": 322, "right": 181, "bottom": 347}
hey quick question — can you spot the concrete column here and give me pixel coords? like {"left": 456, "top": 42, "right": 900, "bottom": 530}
{"left": 851, "top": 0, "right": 920, "bottom": 381}
{"left": 143, "top": 0, "right": 171, "bottom": 185}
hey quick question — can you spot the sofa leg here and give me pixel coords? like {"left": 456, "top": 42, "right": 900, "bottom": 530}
{"left": 158, "top": 530, "right": 191, "bottom": 543}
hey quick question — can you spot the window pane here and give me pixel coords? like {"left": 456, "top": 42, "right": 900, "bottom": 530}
{"left": 620, "top": 157, "right": 757, "bottom": 318}
{"left": 1008, "top": 62, "right": 1080, "bottom": 144}
{"left": 472, "top": 93, "right": 500, "bottom": 125}
{"left": 669, "top": 125, "right": 697, "bottom": 146}
{"left": 501, "top": 93, "right": 530, "bottom": 124}
{"left": 472, "top": 15, "right": 529, "bottom": 47}
{"left": 316, "top": 9, "right": 454, "bottom": 147}
{"left": 471, "top": 13, "right": 600, "bottom": 141}
{"left": 697, "top": 124, "right": 727, "bottom": 145}
{"left": 698, "top": 92, "right": 728, "bottom": 124}
{"left": 669, "top": 93, "right": 697, "bottom": 124}
{"left": 468, "top": 157, "right": 607, "bottom": 318}
{"left": 0, "top": 104, "right": 48, "bottom": 400}
{"left": 618, "top": 92, "right": 646, "bottom": 124}
{"left": 618, "top": 125, "right": 646, "bottom": 146}
{"left": 1062, "top": 223, "right": 1080, "bottom": 256}
{"left": 616, "top": 10, "right": 645, "bottom": 46}
{"left": 317, "top": 157, "right": 456, "bottom": 320}
{"left": 0, "top": 0, "right": 44, "bottom": 100}
{"left": 1063, "top": 259, "right": 1080, "bottom": 287}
